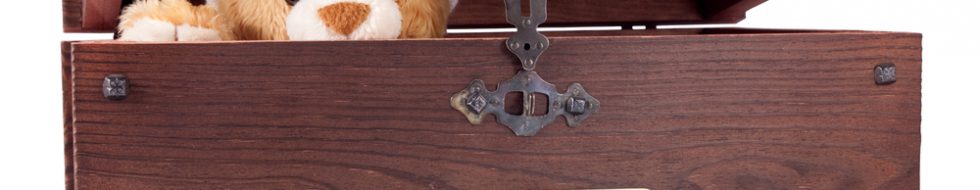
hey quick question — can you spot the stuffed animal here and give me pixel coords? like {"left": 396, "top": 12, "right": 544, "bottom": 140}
{"left": 118, "top": 0, "right": 458, "bottom": 41}
{"left": 286, "top": 0, "right": 456, "bottom": 40}
{"left": 117, "top": 0, "right": 224, "bottom": 41}
{"left": 396, "top": 0, "right": 458, "bottom": 38}
{"left": 212, "top": 0, "right": 293, "bottom": 40}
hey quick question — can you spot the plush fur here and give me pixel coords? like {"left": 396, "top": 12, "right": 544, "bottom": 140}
{"left": 119, "top": 0, "right": 291, "bottom": 41}
{"left": 118, "top": 0, "right": 222, "bottom": 41}
{"left": 287, "top": 0, "right": 402, "bottom": 40}
{"left": 176, "top": 23, "right": 222, "bottom": 41}
{"left": 287, "top": 0, "right": 454, "bottom": 40}
{"left": 396, "top": 0, "right": 453, "bottom": 38}
{"left": 119, "top": 0, "right": 455, "bottom": 41}
{"left": 212, "top": 0, "right": 292, "bottom": 40}
{"left": 119, "top": 18, "right": 178, "bottom": 41}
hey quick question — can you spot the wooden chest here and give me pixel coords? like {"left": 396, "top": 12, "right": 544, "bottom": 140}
{"left": 62, "top": 0, "right": 921, "bottom": 189}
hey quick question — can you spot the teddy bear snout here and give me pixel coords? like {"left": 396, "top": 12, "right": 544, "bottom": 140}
{"left": 286, "top": 0, "right": 402, "bottom": 40}
{"left": 318, "top": 2, "right": 371, "bottom": 36}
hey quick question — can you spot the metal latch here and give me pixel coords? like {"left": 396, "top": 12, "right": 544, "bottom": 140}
{"left": 450, "top": 0, "right": 599, "bottom": 136}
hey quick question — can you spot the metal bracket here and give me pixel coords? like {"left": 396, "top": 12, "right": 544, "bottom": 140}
{"left": 450, "top": 0, "right": 599, "bottom": 136}
{"left": 504, "top": 0, "right": 549, "bottom": 71}
{"left": 451, "top": 71, "right": 600, "bottom": 136}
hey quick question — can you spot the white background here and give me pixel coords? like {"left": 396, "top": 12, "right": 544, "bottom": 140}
{"left": 0, "top": 0, "right": 977, "bottom": 189}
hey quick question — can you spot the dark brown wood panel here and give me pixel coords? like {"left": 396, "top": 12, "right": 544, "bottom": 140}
{"left": 64, "top": 0, "right": 83, "bottom": 32}
{"left": 445, "top": 28, "right": 848, "bottom": 38}
{"left": 64, "top": 0, "right": 766, "bottom": 32}
{"left": 62, "top": 41, "right": 77, "bottom": 190}
{"left": 69, "top": 31, "right": 921, "bottom": 189}
{"left": 446, "top": 0, "right": 771, "bottom": 27}
{"left": 82, "top": 0, "right": 122, "bottom": 32}
{"left": 699, "top": 0, "right": 766, "bottom": 21}
{"left": 63, "top": 0, "right": 122, "bottom": 33}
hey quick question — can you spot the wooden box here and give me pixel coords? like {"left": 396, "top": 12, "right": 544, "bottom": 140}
{"left": 62, "top": 0, "right": 921, "bottom": 189}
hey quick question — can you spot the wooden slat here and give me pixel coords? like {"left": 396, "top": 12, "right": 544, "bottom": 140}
{"left": 451, "top": 0, "right": 698, "bottom": 28}
{"left": 64, "top": 0, "right": 767, "bottom": 33}
{"left": 444, "top": 28, "right": 850, "bottom": 38}
{"left": 68, "top": 31, "right": 921, "bottom": 189}
{"left": 700, "top": 0, "right": 768, "bottom": 21}
{"left": 63, "top": 0, "right": 83, "bottom": 32}
{"left": 61, "top": 41, "right": 77, "bottom": 190}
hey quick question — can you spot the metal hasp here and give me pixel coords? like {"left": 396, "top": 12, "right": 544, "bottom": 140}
{"left": 505, "top": 0, "right": 549, "bottom": 71}
{"left": 450, "top": 0, "right": 600, "bottom": 136}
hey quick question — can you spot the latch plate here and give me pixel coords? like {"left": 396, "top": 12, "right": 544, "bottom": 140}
{"left": 451, "top": 71, "right": 599, "bottom": 136}
{"left": 450, "top": 0, "right": 599, "bottom": 136}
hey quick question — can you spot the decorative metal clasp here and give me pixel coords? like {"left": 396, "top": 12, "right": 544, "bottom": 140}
{"left": 450, "top": 0, "right": 600, "bottom": 136}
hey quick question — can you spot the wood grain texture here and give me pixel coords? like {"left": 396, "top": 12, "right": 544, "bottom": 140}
{"left": 445, "top": 28, "right": 849, "bottom": 38}
{"left": 62, "top": 41, "right": 77, "bottom": 190}
{"left": 63, "top": 0, "right": 83, "bottom": 32}
{"left": 699, "top": 0, "right": 768, "bottom": 21}
{"left": 82, "top": 0, "right": 121, "bottom": 32}
{"left": 68, "top": 31, "right": 921, "bottom": 189}
{"left": 63, "top": 0, "right": 121, "bottom": 33}
{"left": 63, "top": 0, "right": 766, "bottom": 32}
{"left": 448, "top": 0, "right": 762, "bottom": 28}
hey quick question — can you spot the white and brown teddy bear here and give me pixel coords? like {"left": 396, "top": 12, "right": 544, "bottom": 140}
{"left": 117, "top": 0, "right": 458, "bottom": 41}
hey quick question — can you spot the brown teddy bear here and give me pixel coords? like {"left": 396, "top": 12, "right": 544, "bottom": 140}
{"left": 117, "top": 0, "right": 456, "bottom": 41}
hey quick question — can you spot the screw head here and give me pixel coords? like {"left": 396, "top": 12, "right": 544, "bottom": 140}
{"left": 103, "top": 74, "right": 128, "bottom": 101}
{"left": 523, "top": 59, "right": 535, "bottom": 70}
{"left": 566, "top": 98, "right": 588, "bottom": 115}
{"left": 875, "top": 63, "right": 897, "bottom": 85}
{"left": 510, "top": 42, "right": 522, "bottom": 50}
{"left": 466, "top": 95, "right": 488, "bottom": 113}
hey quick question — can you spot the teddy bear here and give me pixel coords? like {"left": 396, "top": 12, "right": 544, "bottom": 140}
{"left": 116, "top": 0, "right": 224, "bottom": 41}
{"left": 117, "top": 0, "right": 458, "bottom": 41}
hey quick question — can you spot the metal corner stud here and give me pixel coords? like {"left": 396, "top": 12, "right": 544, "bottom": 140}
{"left": 875, "top": 63, "right": 897, "bottom": 85}
{"left": 103, "top": 74, "right": 129, "bottom": 101}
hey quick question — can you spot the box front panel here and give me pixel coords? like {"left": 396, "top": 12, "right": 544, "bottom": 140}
{"left": 70, "top": 32, "right": 921, "bottom": 189}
